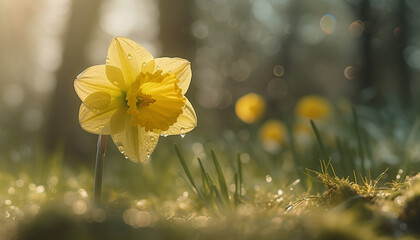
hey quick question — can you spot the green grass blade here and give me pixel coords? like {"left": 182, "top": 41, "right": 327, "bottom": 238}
{"left": 211, "top": 184, "right": 226, "bottom": 211}
{"left": 175, "top": 145, "right": 211, "bottom": 208}
{"left": 175, "top": 144, "right": 197, "bottom": 189}
{"left": 236, "top": 153, "right": 243, "bottom": 196}
{"left": 197, "top": 158, "right": 210, "bottom": 194}
{"left": 310, "top": 119, "right": 328, "bottom": 160}
{"left": 207, "top": 174, "right": 225, "bottom": 211}
{"left": 178, "top": 171, "right": 195, "bottom": 192}
{"left": 234, "top": 172, "right": 240, "bottom": 205}
{"left": 211, "top": 149, "right": 229, "bottom": 204}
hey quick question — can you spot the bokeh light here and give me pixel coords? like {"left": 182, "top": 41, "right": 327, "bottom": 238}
{"left": 344, "top": 66, "right": 356, "bottom": 80}
{"left": 320, "top": 14, "right": 337, "bottom": 34}
{"left": 348, "top": 20, "right": 364, "bottom": 38}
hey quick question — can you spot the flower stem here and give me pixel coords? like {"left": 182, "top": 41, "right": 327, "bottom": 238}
{"left": 94, "top": 135, "right": 108, "bottom": 204}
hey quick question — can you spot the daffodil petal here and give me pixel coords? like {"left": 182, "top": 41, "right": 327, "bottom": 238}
{"left": 110, "top": 107, "right": 127, "bottom": 134}
{"left": 107, "top": 36, "right": 154, "bottom": 86}
{"left": 154, "top": 57, "right": 191, "bottom": 94}
{"left": 84, "top": 91, "right": 111, "bottom": 109}
{"left": 106, "top": 65, "right": 126, "bottom": 90}
{"left": 160, "top": 98, "right": 197, "bottom": 136}
{"left": 111, "top": 118, "right": 159, "bottom": 163}
{"left": 79, "top": 102, "right": 122, "bottom": 135}
{"left": 141, "top": 59, "right": 155, "bottom": 73}
{"left": 75, "top": 65, "right": 122, "bottom": 101}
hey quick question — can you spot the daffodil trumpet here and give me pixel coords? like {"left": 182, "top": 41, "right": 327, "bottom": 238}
{"left": 75, "top": 36, "right": 197, "bottom": 202}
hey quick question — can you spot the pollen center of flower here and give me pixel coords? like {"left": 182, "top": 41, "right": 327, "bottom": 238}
{"left": 136, "top": 93, "right": 155, "bottom": 107}
{"left": 126, "top": 77, "right": 153, "bottom": 110}
{"left": 126, "top": 70, "right": 185, "bottom": 132}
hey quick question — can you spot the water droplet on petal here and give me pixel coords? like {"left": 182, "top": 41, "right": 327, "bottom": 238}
{"left": 106, "top": 57, "right": 110, "bottom": 64}
{"left": 118, "top": 146, "right": 125, "bottom": 153}
{"left": 127, "top": 54, "right": 132, "bottom": 60}
{"left": 180, "top": 127, "right": 186, "bottom": 138}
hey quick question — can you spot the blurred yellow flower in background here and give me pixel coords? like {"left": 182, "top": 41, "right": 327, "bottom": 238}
{"left": 259, "top": 120, "right": 287, "bottom": 152}
{"left": 235, "top": 93, "right": 265, "bottom": 123}
{"left": 294, "top": 95, "right": 333, "bottom": 121}
{"left": 74, "top": 36, "right": 197, "bottom": 163}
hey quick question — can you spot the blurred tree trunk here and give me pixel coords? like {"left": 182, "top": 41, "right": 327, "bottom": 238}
{"left": 45, "top": 0, "right": 103, "bottom": 158}
{"left": 159, "top": 0, "right": 195, "bottom": 59}
{"left": 397, "top": 0, "right": 410, "bottom": 107}
{"left": 277, "top": 0, "right": 298, "bottom": 111}
{"left": 359, "top": 0, "right": 373, "bottom": 93}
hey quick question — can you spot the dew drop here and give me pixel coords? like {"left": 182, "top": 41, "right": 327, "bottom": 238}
{"left": 285, "top": 205, "right": 293, "bottom": 211}
{"left": 127, "top": 54, "right": 132, "bottom": 60}
{"left": 180, "top": 127, "right": 186, "bottom": 138}
{"left": 118, "top": 146, "right": 125, "bottom": 153}
{"left": 106, "top": 57, "right": 110, "bottom": 64}
{"left": 161, "top": 134, "right": 168, "bottom": 137}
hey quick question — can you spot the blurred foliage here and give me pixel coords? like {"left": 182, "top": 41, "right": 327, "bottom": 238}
{"left": 1, "top": 101, "right": 420, "bottom": 239}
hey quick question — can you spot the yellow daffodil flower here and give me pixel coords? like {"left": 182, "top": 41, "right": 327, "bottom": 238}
{"left": 74, "top": 36, "right": 197, "bottom": 163}
{"left": 235, "top": 93, "right": 265, "bottom": 124}
{"left": 259, "top": 120, "right": 287, "bottom": 152}
{"left": 294, "top": 95, "right": 333, "bottom": 121}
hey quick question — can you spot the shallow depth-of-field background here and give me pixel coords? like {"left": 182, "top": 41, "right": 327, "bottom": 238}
{"left": 2, "top": 0, "right": 420, "bottom": 239}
